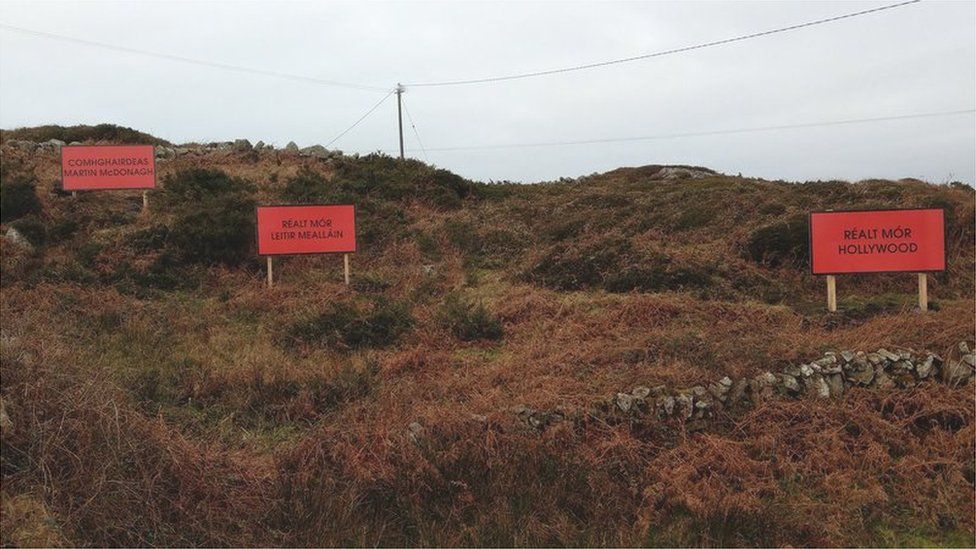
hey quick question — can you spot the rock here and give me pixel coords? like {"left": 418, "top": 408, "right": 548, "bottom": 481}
{"left": 915, "top": 355, "right": 935, "bottom": 379}
{"left": 632, "top": 386, "right": 651, "bottom": 400}
{"left": 300, "top": 144, "right": 330, "bottom": 158}
{"left": 728, "top": 378, "right": 749, "bottom": 405}
{"left": 799, "top": 364, "right": 814, "bottom": 377}
{"left": 660, "top": 395, "right": 675, "bottom": 416}
{"left": 707, "top": 378, "right": 731, "bottom": 401}
{"left": 4, "top": 227, "right": 34, "bottom": 251}
{"left": 421, "top": 264, "right": 436, "bottom": 276}
{"left": 284, "top": 141, "right": 300, "bottom": 152}
{"left": 806, "top": 374, "right": 830, "bottom": 398}
{"left": 407, "top": 422, "right": 426, "bottom": 447}
{"left": 874, "top": 370, "right": 896, "bottom": 390}
{"left": 826, "top": 373, "right": 845, "bottom": 397}
{"left": 215, "top": 141, "right": 233, "bottom": 151}
{"left": 674, "top": 393, "right": 693, "bottom": 420}
{"left": 878, "top": 348, "right": 900, "bottom": 362}
{"left": 891, "top": 360, "right": 914, "bottom": 374}
{"left": 942, "top": 359, "right": 973, "bottom": 387}
{"left": 751, "top": 372, "right": 777, "bottom": 399}
{"left": 43, "top": 138, "right": 65, "bottom": 148}
{"left": 962, "top": 354, "right": 975, "bottom": 368}
{"left": 694, "top": 398, "right": 712, "bottom": 418}
{"left": 840, "top": 351, "right": 855, "bottom": 363}
{"left": 846, "top": 363, "right": 874, "bottom": 386}
{"left": 780, "top": 373, "right": 801, "bottom": 394}
{"left": 867, "top": 353, "right": 884, "bottom": 366}
{"left": 614, "top": 392, "right": 635, "bottom": 413}
{"left": 254, "top": 140, "right": 265, "bottom": 150}
{"left": 233, "top": 139, "right": 252, "bottom": 152}
{"left": 783, "top": 365, "right": 802, "bottom": 378}
{"left": 959, "top": 342, "right": 971, "bottom": 354}
{"left": 814, "top": 355, "right": 837, "bottom": 367}
{"left": 654, "top": 166, "right": 713, "bottom": 180}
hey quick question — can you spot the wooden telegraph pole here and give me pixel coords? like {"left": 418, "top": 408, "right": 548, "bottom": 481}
{"left": 396, "top": 83, "right": 405, "bottom": 159}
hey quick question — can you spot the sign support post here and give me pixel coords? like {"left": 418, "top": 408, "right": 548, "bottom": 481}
{"left": 918, "top": 273, "right": 928, "bottom": 312}
{"left": 344, "top": 253, "right": 351, "bottom": 285}
{"left": 267, "top": 256, "right": 274, "bottom": 288}
{"left": 826, "top": 275, "right": 837, "bottom": 313}
{"left": 142, "top": 191, "right": 149, "bottom": 213}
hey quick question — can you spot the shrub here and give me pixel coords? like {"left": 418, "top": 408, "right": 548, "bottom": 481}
{"left": 8, "top": 216, "right": 47, "bottom": 247}
{"left": 287, "top": 299, "right": 412, "bottom": 350}
{"left": 280, "top": 167, "right": 329, "bottom": 203}
{"left": 0, "top": 176, "right": 41, "bottom": 223}
{"left": 439, "top": 293, "right": 503, "bottom": 341}
{"left": 525, "top": 236, "right": 632, "bottom": 290}
{"left": 0, "top": 124, "right": 169, "bottom": 145}
{"left": 745, "top": 214, "right": 809, "bottom": 268}
{"left": 158, "top": 169, "right": 256, "bottom": 265}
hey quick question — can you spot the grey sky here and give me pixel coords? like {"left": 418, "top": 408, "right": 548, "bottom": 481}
{"left": 1, "top": 0, "right": 973, "bottom": 184}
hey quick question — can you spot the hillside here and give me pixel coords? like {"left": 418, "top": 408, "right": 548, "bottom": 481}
{"left": 1, "top": 128, "right": 974, "bottom": 547}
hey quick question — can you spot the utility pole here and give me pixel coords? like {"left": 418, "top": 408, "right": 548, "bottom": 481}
{"left": 396, "top": 83, "right": 405, "bottom": 159}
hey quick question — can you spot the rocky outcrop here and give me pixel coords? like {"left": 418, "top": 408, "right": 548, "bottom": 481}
{"left": 514, "top": 343, "right": 975, "bottom": 431}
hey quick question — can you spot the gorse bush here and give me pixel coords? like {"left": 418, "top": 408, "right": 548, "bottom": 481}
{"left": 744, "top": 214, "right": 809, "bottom": 268}
{"left": 8, "top": 216, "right": 47, "bottom": 248}
{"left": 287, "top": 299, "right": 413, "bottom": 350}
{"left": 439, "top": 293, "right": 503, "bottom": 341}
{"left": 280, "top": 166, "right": 330, "bottom": 203}
{"left": 1, "top": 124, "right": 170, "bottom": 145}
{"left": 525, "top": 236, "right": 633, "bottom": 290}
{"left": 157, "top": 169, "right": 256, "bottom": 265}
{"left": 0, "top": 166, "right": 41, "bottom": 223}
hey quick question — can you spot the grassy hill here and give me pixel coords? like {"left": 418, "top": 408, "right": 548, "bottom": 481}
{"left": 1, "top": 128, "right": 974, "bottom": 546}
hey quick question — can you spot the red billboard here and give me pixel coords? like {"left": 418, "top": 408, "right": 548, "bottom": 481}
{"left": 809, "top": 208, "right": 945, "bottom": 275}
{"left": 61, "top": 145, "right": 156, "bottom": 190}
{"left": 257, "top": 204, "right": 356, "bottom": 256}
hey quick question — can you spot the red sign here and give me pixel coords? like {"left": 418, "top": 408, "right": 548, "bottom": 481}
{"left": 61, "top": 145, "right": 156, "bottom": 190}
{"left": 257, "top": 204, "right": 357, "bottom": 256}
{"left": 809, "top": 208, "right": 945, "bottom": 275}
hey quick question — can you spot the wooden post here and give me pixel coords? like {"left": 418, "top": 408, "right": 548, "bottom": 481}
{"left": 142, "top": 191, "right": 149, "bottom": 213}
{"left": 918, "top": 273, "right": 928, "bottom": 312}
{"left": 343, "top": 253, "right": 350, "bottom": 285}
{"left": 826, "top": 275, "right": 837, "bottom": 313}
{"left": 266, "top": 256, "right": 273, "bottom": 288}
{"left": 71, "top": 191, "right": 78, "bottom": 198}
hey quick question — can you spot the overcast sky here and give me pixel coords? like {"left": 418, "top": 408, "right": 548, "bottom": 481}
{"left": 1, "top": 0, "right": 973, "bottom": 184}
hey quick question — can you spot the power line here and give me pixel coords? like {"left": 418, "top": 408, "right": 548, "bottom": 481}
{"left": 0, "top": 22, "right": 390, "bottom": 93}
{"left": 405, "top": 0, "right": 922, "bottom": 88}
{"left": 400, "top": 95, "right": 430, "bottom": 163}
{"left": 324, "top": 90, "right": 395, "bottom": 148}
{"left": 405, "top": 108, "right": 974, "bottom": 152}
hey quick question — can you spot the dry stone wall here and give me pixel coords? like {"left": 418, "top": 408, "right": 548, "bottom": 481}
{"left": 513, "top": 342, "right": 976, "bottom": 431}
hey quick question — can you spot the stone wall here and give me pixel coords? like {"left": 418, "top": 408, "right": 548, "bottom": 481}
{"left": 513, "top": 342, "right": 976, "bottom": 431}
